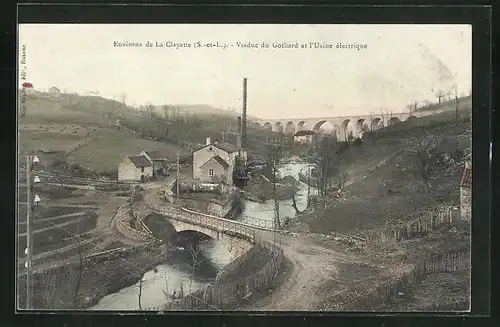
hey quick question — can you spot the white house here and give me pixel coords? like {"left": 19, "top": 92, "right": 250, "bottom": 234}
{"left": 192, "top": 137, "right": 244, "bottom": 185}
{"left": 459, "top": 162, "right": 472, "bottom": 221}
{"left": 118, "top": 155, "right": 153, "bottom": 182}
{"left": 294, "top": 130, "right": 316, "bottom": 144}
{"left": 48, "top": 86, "right": 61, "bottom": 97}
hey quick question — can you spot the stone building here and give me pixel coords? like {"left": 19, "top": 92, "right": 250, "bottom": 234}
{"left": 48, "top": 86, "right": 61, "bottom": 97}
{"left": 139, "top": 150, "right": 176, "bottom": 177}
{"left": 192, "top": 137, "right": 242, "bottom": 185}
{"left": 293, "top": 130, "right": 315, "bottom": 144}
{"left": 118, "top": 155, "right": 153, "bottom": 182}
{"left": 459, "top": 162, "right": 472, "bottom": 221}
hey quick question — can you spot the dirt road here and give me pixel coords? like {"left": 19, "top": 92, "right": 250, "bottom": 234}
{"left": 243, "top": 230, "right": 394, "bottom": 311}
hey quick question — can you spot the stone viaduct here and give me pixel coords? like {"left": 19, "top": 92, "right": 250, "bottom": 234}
{"left": 252, "top": 110, "right": 433, "bottom": 141}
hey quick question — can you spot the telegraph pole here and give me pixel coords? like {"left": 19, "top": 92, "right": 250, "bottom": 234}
{"left": 25, "top": 155, "right": 33, "bottom": 310}
{"left": 176, "top": 153, "right": 180, "bottom": 198}
{"left": 25, "top": 154, "right": 40, "bottom": 309}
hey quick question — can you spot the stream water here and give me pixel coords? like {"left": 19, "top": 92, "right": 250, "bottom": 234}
{"left": 90, "top": 161, "right": 314, "bottom": 310}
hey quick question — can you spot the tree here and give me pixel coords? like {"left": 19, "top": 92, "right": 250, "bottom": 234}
{"left": 404, "top": 128, "right": 451, "bottom": 194}
{"left": 406, "top": 103, "right": 415, "bottom": 117}
{"left": 311, "top": 136, "right": 344, "bottom": 196}
{"left": 266, "top": 135, "right": 285, "bottom": 230}
{"left": 120, "top": 92, "right": 127, "bottom": 105}
{"left": 162, "top": 105, "right": 170, "bottom": 120}
{"left": 184, "top": 242, "right": 206, "bottom": 295}
{"left": 137, "top": 277, "right": 144, "bottom": 310}
{"left": 451, "top": 84, "right": 459, "bottom": 123}
{"left": 436, "top": 90, "right": 445, "bottom": 104}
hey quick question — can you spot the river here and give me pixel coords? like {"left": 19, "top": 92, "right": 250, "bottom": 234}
{"left": 90, "top": 162, "right": 312, "bottom": 310}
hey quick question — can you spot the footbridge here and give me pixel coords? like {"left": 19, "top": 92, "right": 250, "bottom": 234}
{"left": 144, "top": 204, "right": 276, "bottom": 260}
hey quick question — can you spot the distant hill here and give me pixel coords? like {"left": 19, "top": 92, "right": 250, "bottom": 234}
{"left": 153, "top": 103, "right": 260, "bottom": 121}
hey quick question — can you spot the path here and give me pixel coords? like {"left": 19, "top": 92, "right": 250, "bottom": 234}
{"left": 245, "top": 231, "right": 411, "bottom": 311}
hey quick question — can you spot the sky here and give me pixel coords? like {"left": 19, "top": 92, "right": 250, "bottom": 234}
{"left": 18, "top": 24, "right": 471, "bottom": 119}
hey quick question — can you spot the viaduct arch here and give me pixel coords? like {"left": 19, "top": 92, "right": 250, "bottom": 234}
{"left": 256, "top": 111, "right": 428, "bottom": 140}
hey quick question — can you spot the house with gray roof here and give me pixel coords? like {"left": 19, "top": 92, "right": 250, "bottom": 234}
{"left": 118, "top": 155, "right": 153, "bottom": 182}
{"left": 192, "top": 137, "right": 246, "bottom": 184}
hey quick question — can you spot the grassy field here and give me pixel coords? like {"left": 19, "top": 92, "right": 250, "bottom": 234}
{"left": 298, "top": 113, "right": 472, "bottom": 235}
{"left": 67, "top": 128, "right": 183, "bottom": 172}
{"left": 19, "top": 92, "right": 275, "bottom": 174}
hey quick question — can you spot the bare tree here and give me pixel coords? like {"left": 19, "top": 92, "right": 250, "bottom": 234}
{"left": 404, "top": 129, "right": 450, "bottom": 194}
{"left": 184, "top": 242, "right": 206, "bottom": 295}
{"left": 451, "top": 84, "right": 459, "bottom": 123}
{"left": 406, "top": 103, "right": 414, "bottom": 117}
{"left": 436, "top": 90, "right": 445, "bottom": 104}
{"left": 137, "top": 277, "right": 144, "bottom": 310}
{"left": 266, "top": 136, "right": 285, "bottom": 230}
{"left": 162, "top": 104, "right": 170, "bottom": 120}
{"left": 120, "top": 92, "right": 127, "bottom": 105}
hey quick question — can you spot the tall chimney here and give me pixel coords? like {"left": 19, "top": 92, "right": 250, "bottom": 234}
{"left": 236, "top": 116, "right": 242, "bottom": 149}
{"left": 206, "top": 137, "right": 211, "bottom": 145}
{"left": 242, "top": 78, "right": 247, "bottom": 149}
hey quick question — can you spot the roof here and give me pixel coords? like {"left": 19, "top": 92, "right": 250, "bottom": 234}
{"left": 294, "top": 130, "right": 316, "bottom": 136}
{"left": 214, "top": 142, "right": 238, "bottom": 153}
{"left": 200, "top": 155, "right": 229, "bottom": 169}
{"left": 459, "top": 165, "right": 472, "bottom": 188}
{"left": 144, "top": 150, "right": 175, "bottom": 161}
{"left": 128, "top": 155, "right": 152, "bottom": 168}
{"left": 195, "top": 142, "right": 238, "bottom": 154}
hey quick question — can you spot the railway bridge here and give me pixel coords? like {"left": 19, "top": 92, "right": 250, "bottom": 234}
{"left": 253, "top": 111, "right": 427, "bottom": 141}
{"left": 250, "top": 105, "right": 461, "bottom": 140}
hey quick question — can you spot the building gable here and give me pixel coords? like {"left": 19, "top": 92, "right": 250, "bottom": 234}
{"left": 128, "top": 155, "right": 152, "bottom": 168}
{"left": 200, "top": 155, "right": 229, "bottom": 170}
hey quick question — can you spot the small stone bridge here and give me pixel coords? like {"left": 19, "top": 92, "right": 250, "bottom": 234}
{"left": 145, "top": 204, "right": 276, "bottom": 261}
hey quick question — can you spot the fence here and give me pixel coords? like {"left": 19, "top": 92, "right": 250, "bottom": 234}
{"left": 326, "top": 246, "right": 470, "bottom": 311}
{"left": 115, "top": 205, "right": 156, "bottom": 242}
{"left": 361, "top": 206, "right": 461, "bottom": 247}
{"left": 20, "top": 168, "right": 135, "bottom": 191}
{"left": 145, "top": 236, "right": 284, "bottom": 311}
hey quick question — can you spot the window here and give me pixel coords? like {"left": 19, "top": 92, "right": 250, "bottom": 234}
{"left": 141, "top": 167, "right": 144, "bottom": 173}
{"left": 209, "top": 169, "right": 214, "bottom": 176}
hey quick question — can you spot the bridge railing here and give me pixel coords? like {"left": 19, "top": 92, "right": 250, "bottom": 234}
{"left": 238, "top": 216, "right": 275, "bottom": 229}
{"left": 148, "top": 205, "right": 257, "bottom": 243}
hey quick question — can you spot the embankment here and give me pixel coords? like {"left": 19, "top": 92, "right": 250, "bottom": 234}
{"left": 18, "top": 242, "right": 167, "bottom": 310}
{"left": 320, "top": 246, "right": 470, "bottom": 311}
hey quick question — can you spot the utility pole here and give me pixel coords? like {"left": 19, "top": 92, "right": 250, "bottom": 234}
{"left": 25, "top": 154, "right": 40, "bottom": 309}
{"left": 454, "top": 85, "right": 459, "bottom": 123}
{"left": 176, "top": 153, "right": 180, "bottom": 199}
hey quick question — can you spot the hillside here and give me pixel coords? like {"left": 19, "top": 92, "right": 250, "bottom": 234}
{"left": 153, "top": 103, "right": 260, "bottom": 121}
{"left": 298, "top": 109, "right": 472, "bottom": 235}
{"left": 18, "top": 92, "right": 275, "bottom": 176}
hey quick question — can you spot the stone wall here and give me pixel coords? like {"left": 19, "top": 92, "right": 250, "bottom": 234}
{"left": 115, "top": 205, "right": 155, "bottom": 242}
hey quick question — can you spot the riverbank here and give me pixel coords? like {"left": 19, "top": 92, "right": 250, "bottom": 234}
{"left": 19, "top": 242, "right": 169, "bottom": 309}
{"left": 243, "top": 174, "right": 299, "bottom": 203}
